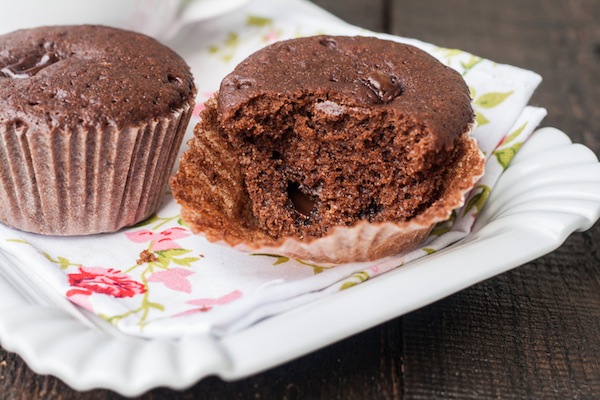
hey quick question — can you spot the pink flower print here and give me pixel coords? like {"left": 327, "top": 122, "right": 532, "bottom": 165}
{"left": 192, "top": 102, "right": 205, "bottom": 118}
{"left": 67, "top": 267, "right": 146, "bottom": 298}
{"left": 153, "top": 227, "right": 189, "bottom": 250}
{"left": 192, "top": 91, "right": 215, "bottom": 118}
{"left": 126, "top": 227, "right": 189, "bottom": 251}
{"left": 176, "top": 290, "right": 243, "bottom": 316}
{"left": 66, "top": 288, "right": 94, "bottom": 312}
{"left": 147, "top": 268, "right": 195, "bottom": 293}
{"left": 263, "top": 30, "right": 279, "bottom": 43}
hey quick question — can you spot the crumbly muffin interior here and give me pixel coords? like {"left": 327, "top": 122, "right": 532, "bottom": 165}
{"left": 172, "top": 36, "right": 476, "bottom": 245}
{"left": 190, "top": 92, "right": 459, "bottom": 240}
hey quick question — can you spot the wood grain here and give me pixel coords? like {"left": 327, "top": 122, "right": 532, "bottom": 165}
{"left": 1, "top": 0, "right": 598, "bottom": 399}
{"left": 403, "top": 229, "right": 600, "bottom": 399}
{"left": 390, "top": 0, "right": 600, "bottom": 149}
{"left": 391, "top": 0, "right": 600, "bottom": 398}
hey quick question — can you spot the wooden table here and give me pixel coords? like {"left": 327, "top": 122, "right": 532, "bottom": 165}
{"left": 1, "top": 0, "right": 598, "bottom": 398}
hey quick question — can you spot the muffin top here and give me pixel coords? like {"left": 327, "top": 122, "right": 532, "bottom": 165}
{"left": 218, "top": 35, "right": 473, "bottom": 153}
{"left": 0, "top": 25, "right": 195, "bottom": 130}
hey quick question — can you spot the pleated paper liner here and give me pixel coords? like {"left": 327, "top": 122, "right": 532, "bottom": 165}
{"left": 0, "top": 101, "right": 193, "bottom": 235}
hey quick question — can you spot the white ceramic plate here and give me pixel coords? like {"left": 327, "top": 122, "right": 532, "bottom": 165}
{"left": 1, "top": 127, "right": 599, "bottom": 396}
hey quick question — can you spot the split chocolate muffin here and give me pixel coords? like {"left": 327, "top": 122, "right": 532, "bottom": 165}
{"left": 172, "top": 35, "right": 484, "bottom": 262}
{"left": 0, "top": 25, "right": 195, "bottom": 235}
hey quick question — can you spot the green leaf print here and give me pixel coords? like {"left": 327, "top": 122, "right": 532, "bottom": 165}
{"left": 252, "top": 253, "right": 290, "bottom": 265}
{"left": 251, "top": 253, "right": 333, "bottom": 274}
{"left": 469, "top": 86, "right": 476, "bottom": 100}
{"left": 502, "top": 122, "right": 527, "bottom": 146}
{"left": 208, "top": 32, "right": 240, "bottom": 62}
{"left": 147, "top": 301, "right": 165, "bottom": 311}
{"left": 296, "top": 259, "right": 332, "bottom": 275}
{"left": 340, "top": 281, "right": 359, "bottom": 290}
{"left": 246, "top": 15, "right": 273, "bottom": 27}
{"left": 494, "top": 142, "right": 523, "bottom": 170}
{"left": 434, "top": 49, "right": 482, "bottom": 75}
{"left": 340, "top": 271, "right": 370, "bottom": 291}
{"left": 224, "top": 32, "right": 240, "bottom": 47}
{"left": 460, "top": 55, "right": 483, "bottom": 75}
{"left": 474, "top": 91, "right": 514, "bottom": 109}
{"left": 463, "top": 185, "right": 491, "bottom": 216}
{"left": 435, "top": 47, "right": 464, "bottom": 62}
{"left": 170, "top": 257, "right": 201, "bottom": 267}
{"left": 423, "top": 248, "right": 437, "bottom": 255}
{"left": 56, "top": 256, "right": 74, "bottom": 270}
{"left": 6, "top": 238, "right": 28, "bottom": 245}
{"left": 155, "top": 249, "right": 199, "bottom": 269}
{"left": 132, "top": 213, "right": 161, "bottom": 228}
{"left": 491, "top": 122, "right": 527, "bottom": 169}
{"left": 430, "top": 210, "right": 457, "bottom": 236}
{"left": 476, "top": 111, "right": 490, "bottom": 126}
{"left": 7, "top": 239, "right": 78, "bottom": 270}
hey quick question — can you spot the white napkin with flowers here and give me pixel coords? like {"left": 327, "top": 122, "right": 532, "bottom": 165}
{"left": 0, "top": 0, "right": 546, "bottom": 338}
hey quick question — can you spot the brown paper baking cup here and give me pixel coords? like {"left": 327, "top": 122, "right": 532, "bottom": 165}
{"left": 0, "top": 101, "right": 193, "bottom": 235}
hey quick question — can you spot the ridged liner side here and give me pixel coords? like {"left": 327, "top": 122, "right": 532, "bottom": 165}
{"left": 0, "top": 102, "right": 192, "bottom": 235}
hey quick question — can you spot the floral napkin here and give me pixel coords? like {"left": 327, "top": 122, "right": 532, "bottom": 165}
{"left": 0, "top": 0, "right": 547, "bottom": 338}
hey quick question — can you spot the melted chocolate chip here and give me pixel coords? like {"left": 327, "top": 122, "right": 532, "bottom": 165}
{"left": 1, "top": 52, "right": 59, "bottom": 79}
{"left": 363, "top": 69, "right": 402, "bottom": 103}
{"left": 287, "top": 181, "right": 315, "bottom": 216}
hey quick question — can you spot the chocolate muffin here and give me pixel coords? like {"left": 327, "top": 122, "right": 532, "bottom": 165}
{"left": 172, "top": 35, "right": 483, "bottom": 262}
{"left": 0, "top": 25, "right": 195, "bottom": 235}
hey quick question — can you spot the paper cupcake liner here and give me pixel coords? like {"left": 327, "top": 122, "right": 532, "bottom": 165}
{"left": 0, "top": 101, "right": 193, "bottom": 235}
{"left": 231, "top": 132, "right": 485, "bottom": 263}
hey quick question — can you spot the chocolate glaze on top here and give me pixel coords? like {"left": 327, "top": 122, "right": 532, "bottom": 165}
{"left": 218, "top": 35, "right": 473, "bottom": 153}
{"left": 0, "top": 25, "right": 195, "bottom": 129}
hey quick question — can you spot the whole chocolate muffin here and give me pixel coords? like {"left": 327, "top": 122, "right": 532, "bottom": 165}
{"left": 172, "top": 35, "right": 483, "bottom": 262}
{"left": 0, "top": 25, "right": 195, "bottom": 235}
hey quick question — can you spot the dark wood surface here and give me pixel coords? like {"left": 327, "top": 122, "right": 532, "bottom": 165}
{"left": 1, "top": 0, "right": 599, "bottom": 398}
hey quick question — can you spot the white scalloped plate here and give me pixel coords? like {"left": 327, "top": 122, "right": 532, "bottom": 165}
{"left": 1, "top": 127, "right": 599, "bottom": 396}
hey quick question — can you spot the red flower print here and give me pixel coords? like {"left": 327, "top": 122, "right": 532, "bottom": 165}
{"left": 496, "top": 134, "right": 508, "bottom": 149}
{"left": 66, "top": 288, "right": 94, "bottom": 311}
{"left": 68, "top": 267, "right": 146, "bottom": 298}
